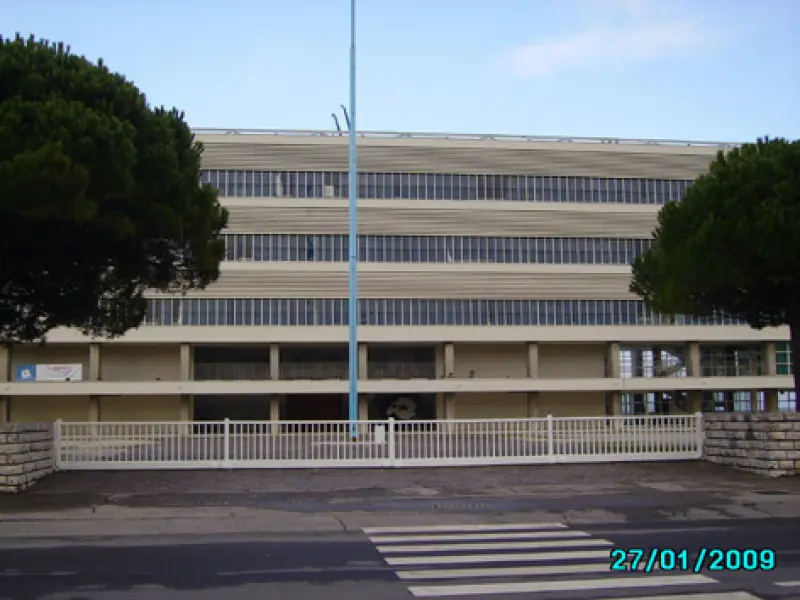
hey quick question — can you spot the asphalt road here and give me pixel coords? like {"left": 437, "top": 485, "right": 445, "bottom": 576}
{"left": 2, "top": 517, "right": 800, "bottom": 600}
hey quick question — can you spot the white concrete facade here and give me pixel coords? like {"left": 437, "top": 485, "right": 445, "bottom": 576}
{"left": 0, "top": 130, "right": 793, "bottom": 423}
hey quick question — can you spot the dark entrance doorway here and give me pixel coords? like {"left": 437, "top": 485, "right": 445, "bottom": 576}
{"left": 193, "top": 395, "right": 270, "bottom": 421}
{"left": 284, "top": 394, "right": 346, "bottom": 421}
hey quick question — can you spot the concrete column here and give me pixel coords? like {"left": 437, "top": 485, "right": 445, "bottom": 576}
{"left": 443, "top": 392, "right": 456, "bottom": 433}
{"left": 357, "top": 395, "right": 371, "bottom": 437}
{"left": 88, "top": 395, "right": 100, "bottom": 421}
{"left": 180, "top": 394, "right": 191, "bottom": 420}
{"left": 0, "top": 345, "right": 9, "bottom": 382}
{"left": 0, "top": 347, "right": 8, "bottom": 420}
{"left": 269, "top": 344, "right": 280, "bottom": 380}
{"left": 179, "top": 343, "right": 192, "bottom": 381}
{"left": 526, "top": 392, "right": 539, "bottom": 418}
{"left": 689, "top": 391, "right": 703, "bottom": 413}
{"left": 609, "top": 391, "right": 622, "bottom": 415}
{"left": 435, "top": 345, "right": 444, "bottom": 378}
{"left": 435, "top": 393, "right": 445, "bottom": 419}
{"left": 444, "top": 392, "right": 456, "bottom": 419}
{"left": 765, "top": 389, "right": 779, "bottom": 413}
{"left": 763, "top": 342, "right": 777, "bottom": 376}
{"left": 749, "top": 390, "right": 761, "bottom": 413}
{"left": 686, "top": 342, "right": 701, "bottom": 377}
{"left": 358, "top": 395, "right": 369, "bottom": 420}
{"left": 607, "top": 343, "right": 621, "bottom": 378}
{"left": 526, "top": 343, "right": 539, "bottom": 378}
{"left": 88, "top": 345, "right": 101, "bottom": 424}
{"left": 444, "top": 343, "right": 455, "bottom": 377}
{"left": 269, "top": 395, "right": 281, "bottom": 435}
{"left": 178, "top": 394, "right": 192, "bottom": 434}
{"left": 269, "top": 395, "right": 281, "bottom": 421}
{"left": 89, "top": 343, "right": 101, "bottom": 381}
{"left": 358, "top": 343, "right": 368, "bottom": 380}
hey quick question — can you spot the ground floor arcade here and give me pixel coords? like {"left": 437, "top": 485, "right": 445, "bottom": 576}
{"left": 1, "top": 337, "right": 794, "bottom": 422}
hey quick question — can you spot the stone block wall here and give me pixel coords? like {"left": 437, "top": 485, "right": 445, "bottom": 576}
{"left": 0, "top": 423, "right": 55, "bottom": 493}
{"left": 703, "top": 412, "right": 800, "bottom": 477}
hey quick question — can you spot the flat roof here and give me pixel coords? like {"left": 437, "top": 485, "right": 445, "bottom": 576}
{"left": 191, "top": 127, "right": 740, "bottom": 149}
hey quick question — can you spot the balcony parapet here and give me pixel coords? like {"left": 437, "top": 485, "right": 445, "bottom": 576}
{"left": 3, "top": 375, "right": 794, "bottom": 396}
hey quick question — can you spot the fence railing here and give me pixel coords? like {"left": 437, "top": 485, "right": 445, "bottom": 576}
{"left": 54, "top": 414, "right": 703, "bottom": 470}
{"left": 367, "top": 362, "right": 437, "bottom": 379}
{"left": 279, "top": 362, "right": 348, "bottom": 380}
{"left": 194, "top": 362, "right": 271, "bottom": 381}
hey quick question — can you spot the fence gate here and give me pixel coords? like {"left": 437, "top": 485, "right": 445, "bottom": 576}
{"left": 54, "top": 414, "right": 704, "bottom": 470}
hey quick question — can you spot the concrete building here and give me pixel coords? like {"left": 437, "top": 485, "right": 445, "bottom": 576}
{"left": 0, "top": 129, "right": 795, "bottom": 423}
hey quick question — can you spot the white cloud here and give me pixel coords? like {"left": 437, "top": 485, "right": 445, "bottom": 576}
{"left": 504, "top": 0, "right": 722, "bottom": 78}
{"left": 578, "top": 0, "right": 670, "bottom": 19}
{"left": 509, "top": 22, "right": 707, "bottom": 77}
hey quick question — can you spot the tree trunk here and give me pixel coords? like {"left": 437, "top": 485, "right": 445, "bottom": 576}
{"left": 789, "top": 319, "right": 800, "bottom": 412}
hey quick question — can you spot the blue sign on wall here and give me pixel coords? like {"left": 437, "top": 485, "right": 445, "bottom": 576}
{"left": 15, "top": 364, "right": 37, "bottom": 382}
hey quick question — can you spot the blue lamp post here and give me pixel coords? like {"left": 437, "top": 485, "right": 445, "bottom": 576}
{"left": 347, "top": 0, "right": 359, "bottom": 439}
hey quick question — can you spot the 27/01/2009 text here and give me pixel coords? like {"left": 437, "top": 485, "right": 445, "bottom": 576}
{"left": 609, "top": 547, "right": 776, "bottom": 573}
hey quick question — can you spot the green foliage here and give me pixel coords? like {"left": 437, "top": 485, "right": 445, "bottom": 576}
{"left": 631, "top": 137, "right": 800, "bottom": 327}
{"left": 630, "top": 136, "right": 800, "bottom": 402}
{"left": 0, "top": 34, "right": 228, "bottom": 343}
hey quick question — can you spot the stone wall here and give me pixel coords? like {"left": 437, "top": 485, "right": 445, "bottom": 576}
{"left": 0, "top": 423, "right": 55, "bottom": 493}
{"left": 704, "top": 413, "right": 800, "bottom": 477}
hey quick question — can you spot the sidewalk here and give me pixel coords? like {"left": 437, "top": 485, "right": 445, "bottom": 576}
{"left": 1, "top": 462, "right": 799, "bottom": 542}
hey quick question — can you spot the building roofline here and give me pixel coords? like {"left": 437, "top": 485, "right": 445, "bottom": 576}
{"left": 191, "top": 127, "right": 741, "bottom": 149}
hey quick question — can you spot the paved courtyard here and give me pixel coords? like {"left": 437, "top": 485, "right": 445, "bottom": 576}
{"left": 10, "top": 460, "right": 800, "bottom": 503}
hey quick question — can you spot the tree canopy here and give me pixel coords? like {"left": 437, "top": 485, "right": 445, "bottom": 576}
{"left": 630, "top": 136, "right": 800, "bottom": 405}
{"left": 0, "top": 34, "right": 228, "bottom": 344}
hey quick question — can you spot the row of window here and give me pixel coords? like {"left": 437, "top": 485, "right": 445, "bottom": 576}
{"left": 700, "top": 345, "right": 765, "bottom": 375}
{"left": 621, "top": 391, "right": 797, "bottom": 415}
{"left": 223, "top": 234, "right": 652, "bottom": 265}
{"left": 617, "top": 345, "right": 795, "bottom": 378}
{"left": 619, "top": 345, "right": 795, "bottom": 379}
{"left": 709, "top": 391, "right": 797, "bottom": 413}
{"left": 143, "top": 298, "right": 741, "bottom": 327}
{"left": 619, "top": 348, "right": 688, "bottom": 378}
{"left": 777, "top": 342, "right": 794, "bottom": 376}
{"left": 201, "top": 170, "right": 692, "bottom": 205}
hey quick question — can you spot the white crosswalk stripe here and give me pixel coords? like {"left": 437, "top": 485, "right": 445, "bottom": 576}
{"left": 363, "top": 523, "right": 568, "bottom": 534}
{"left": 363, "top": 522, "right": 766, "bottom": 599}
{"left": 385, "top": 549, "right": 611, "bottom": 566}
{"left": 370, "top": 530, "right": 591, "bottom": 543}
{"left": 376, "top": 539, "right": 614, "bottom": 554}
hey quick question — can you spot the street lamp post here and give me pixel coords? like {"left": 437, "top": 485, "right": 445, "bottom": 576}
{"left": 347, "top": 0, "right": 359, "bottom": 439}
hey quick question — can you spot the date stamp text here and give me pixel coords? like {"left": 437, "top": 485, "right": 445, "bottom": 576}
{"left": 609, "top": 547, "right": 776, "bottom": 573}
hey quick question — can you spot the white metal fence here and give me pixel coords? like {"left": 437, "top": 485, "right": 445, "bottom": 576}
{"left": 54, "top": 414, "right": 704, "bottom": 470}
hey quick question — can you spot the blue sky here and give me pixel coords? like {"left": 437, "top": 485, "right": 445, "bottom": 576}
{"left": 3, "top": 0, "right": 798, "bottom": 142}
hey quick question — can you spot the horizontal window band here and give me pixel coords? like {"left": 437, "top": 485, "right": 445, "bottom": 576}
{"left": 222, "top": 234, "right": 652, "bottom": 265}
{"left": 201, "top": 170, "right": 692, "bottom": 205}
{"left": 144, "top": 298, "right": 741, "bottom": 327}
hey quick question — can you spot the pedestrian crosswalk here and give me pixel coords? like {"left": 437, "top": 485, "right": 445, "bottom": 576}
{"left": 362, "top": 522, "right": 765, "bottom": 599}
